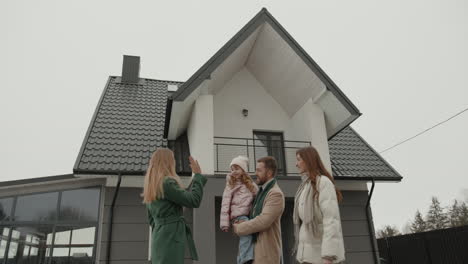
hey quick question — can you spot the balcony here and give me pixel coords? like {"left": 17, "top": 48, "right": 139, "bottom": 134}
{"left": 214, "top": 136, "right": 311, "bottom": 176}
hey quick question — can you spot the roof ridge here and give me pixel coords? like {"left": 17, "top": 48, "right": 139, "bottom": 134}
{"left": 109, "top": 75, "right": 184, "bottom": 84}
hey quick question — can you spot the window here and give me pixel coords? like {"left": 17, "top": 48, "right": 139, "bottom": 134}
{"left": 59, "top": 189, "right": 100, "bottom": 222}
{"left": 1, "top": 227, "right": 10, "bottom": 260}
{"left": 0, "top": 198, "right": 13, "bottom": 222}
{"left": 5, "top": 226, "right": 53, "bottom": 264}
{"left": 168, "top": 132, "right": 191, "bottom": 175}
{"left": 52, "top": 226, "right": 95, "bottom": 264}
{"left": 253, "top": 131, "right": 287, "bottom": 175}
{"left": 14, "top": 193, "right": 59, "bottom": 222}
{"left": 0, "top": 187, "right": 101, "bottom": 264}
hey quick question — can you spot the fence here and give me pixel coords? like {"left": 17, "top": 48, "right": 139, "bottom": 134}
{"left": 377, "top": 225, "right": 468, "bottom": 264}
{"left": 213, "top": 137, "right": 311, "bottom": 176}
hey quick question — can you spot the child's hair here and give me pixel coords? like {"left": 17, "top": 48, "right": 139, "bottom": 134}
{"left": 228, "top": 169, "right": 257, "bottom": 194}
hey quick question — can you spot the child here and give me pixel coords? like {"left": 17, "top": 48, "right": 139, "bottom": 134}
{"left": 220, "top": 155, "right": 258, "bottom": 264}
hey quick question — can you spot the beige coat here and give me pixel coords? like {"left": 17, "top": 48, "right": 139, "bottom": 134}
{"left": 235, "top": 183, "right": 285, "bottom": 264}
{"left": 295, "top": 176, "right": 345, "bottom": 264}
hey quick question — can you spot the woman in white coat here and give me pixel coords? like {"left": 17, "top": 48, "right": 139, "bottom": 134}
{"left": 293, "top": 146, "right": 345, "bottom": 264}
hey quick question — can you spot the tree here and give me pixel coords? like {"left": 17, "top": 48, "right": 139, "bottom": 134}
{"left": 377, "top": 225, "right": 401, "bottom": 238}
{"left": 448, "top": 200, "right": 461, "bottom": 227}
{"left": 410, "top": 210, "right": 427, "bottom": 233}
{"left": 426, "top": 197, "right": 448, "bottom": 230}
{"left": 461, "top": 188, "right": 468, "bottom": 204}
{"left": 458, "top": 202, "right": 468, "bottom": 226}
{"left": 402, "top": 222, "right": 412, "bottom": 234}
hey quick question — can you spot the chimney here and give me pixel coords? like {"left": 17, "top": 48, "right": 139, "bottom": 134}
{"left": 121, "top": 55, "right": 140, "bottom": 83}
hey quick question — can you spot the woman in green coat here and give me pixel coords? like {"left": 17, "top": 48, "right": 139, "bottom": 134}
{"left": 142, "top": 148, "right": 208, "bottom": 264}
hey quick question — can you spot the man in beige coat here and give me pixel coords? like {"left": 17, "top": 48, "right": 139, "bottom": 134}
{"left": 233, "top": 156, "right": 285, "bottom": 264}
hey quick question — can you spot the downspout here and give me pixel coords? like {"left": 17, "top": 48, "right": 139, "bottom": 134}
{"left": 366, "top": 178, "right": 380, "bottom": 264}
{"left": 106, "top": 174, "right": 122, "bottom": 264}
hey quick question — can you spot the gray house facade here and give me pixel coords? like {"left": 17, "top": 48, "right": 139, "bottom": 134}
{"left": 0, "top": 8, "right": 401, "bottom": 264}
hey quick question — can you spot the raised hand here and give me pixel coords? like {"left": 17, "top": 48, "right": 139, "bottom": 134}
{"left": 189, "top": 156, "right": 202, "bottom": 174}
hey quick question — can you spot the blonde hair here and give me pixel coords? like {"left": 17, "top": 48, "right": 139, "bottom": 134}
{"left": 142, "top": 148, "right": 182, "bottom": 203}
{"left": 228, "top": 165, "right": 257, "bottom": 194}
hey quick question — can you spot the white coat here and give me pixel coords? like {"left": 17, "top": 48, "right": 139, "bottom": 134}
{"left": 295, "top": 176, "right": 345, "bottom": 264}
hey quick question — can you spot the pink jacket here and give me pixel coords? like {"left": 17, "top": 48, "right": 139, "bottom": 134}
{"left": 220, "top": 174, "right": 258, "bottom": 229}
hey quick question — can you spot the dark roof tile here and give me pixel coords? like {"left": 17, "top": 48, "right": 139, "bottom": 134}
{"left": 74, "top": 76, "right": 400, "bottom": 180}
{"left": 329, "top": 127, "right": 402, "bottom": 179}
{"left": 73, "top": 77, "right": 182, "bottom": 174}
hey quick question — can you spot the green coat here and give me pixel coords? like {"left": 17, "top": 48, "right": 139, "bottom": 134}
{"left": 146, "top": 173, "right": 207, "bottom": 264}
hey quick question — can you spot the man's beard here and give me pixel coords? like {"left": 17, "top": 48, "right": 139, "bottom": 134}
{"left": 256, "top": 177, "right": 265, "bottom": 185}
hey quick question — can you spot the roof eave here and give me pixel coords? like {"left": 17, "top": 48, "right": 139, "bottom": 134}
{"left": 73, "top": 169, "right": 145, "bottom": 176}
{"left": 347, "top": 126, "right": 404, "bottom": 180}
{"left": 170, "top": 8, "right": 361, "bottom": 138}
{"left": 0, "top": 174, "right": 76, "bottom": 188}
{"left": 202, "top": 174, "right": 402, "bottom": 182}
{"left": 333, "top": 175, "right": 403, "bottom": 182}
{"left": 73, "top": 76, "right": 113, "bottom": 171}
{"left": 261, "top": 9, "right": 361, "bottom": 121}
{"left": 171, "top": 9, "right": 268, "bottom": 102}
{"left": 328, "top": 112, "right": 362, "bottom": 140}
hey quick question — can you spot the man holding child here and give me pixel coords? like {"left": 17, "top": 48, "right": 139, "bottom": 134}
{"left": 233, "top": 156, "right": 285, "bottom": 264}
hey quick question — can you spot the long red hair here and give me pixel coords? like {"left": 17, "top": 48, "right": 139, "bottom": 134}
{"left": 296, "top": 146, "right": 343, "bottom": 202}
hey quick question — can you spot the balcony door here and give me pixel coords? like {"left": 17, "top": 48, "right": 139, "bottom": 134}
{"left": 253, "top": 131, "right": 287, "bottom": 175}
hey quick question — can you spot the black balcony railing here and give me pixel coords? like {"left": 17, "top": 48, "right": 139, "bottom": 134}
{"left": 214, "top": 137, "right": 311, "bottom": 176}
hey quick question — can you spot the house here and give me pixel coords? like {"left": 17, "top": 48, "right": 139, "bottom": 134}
{"left": 0, "top": 8, "right": 402, "bottom": 264}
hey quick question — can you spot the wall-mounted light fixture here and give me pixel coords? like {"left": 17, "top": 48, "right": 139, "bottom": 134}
{"left": 242, "top": 109, "right": 248, "bottom": 117}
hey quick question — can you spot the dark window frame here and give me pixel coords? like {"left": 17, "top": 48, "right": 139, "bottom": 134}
{"left": 5, "top": 225, "right": 55, "bottom": 264}
{"left": 59, "top": 188, "right": 101, "bottom": 222}
{"left": 0, "top": 186, "right": 102, "bottom": 264}
{"left": 168, "top": 132, "right": 191, "bottom": 176}
{"left": 13, "top": 192, "right": 60, "bottom": 223}
{"left": 0, "top": 198, "right": 14, "bottom": 223}
{"left": 252, "top": 131, "right": 288, "bottom": 176}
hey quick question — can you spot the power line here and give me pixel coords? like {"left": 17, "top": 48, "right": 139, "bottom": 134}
{"left": 379, "top": 105, "right": 468, "bottom": 154}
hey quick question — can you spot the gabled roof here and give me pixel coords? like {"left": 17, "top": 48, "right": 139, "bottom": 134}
{"left": 329, "top": 127, "right": 402, "bottom": 181}
{"left": 71, "top": 9, "right": 399, "bottom": 180}
{"left": 168, "top": 8, "right": 361, "bottom": 139}
{"left": 73, "top": 73, "right": 400, "bottom": 181}
{"left": 73, "top": 76, "right": 182, "bottom": 175}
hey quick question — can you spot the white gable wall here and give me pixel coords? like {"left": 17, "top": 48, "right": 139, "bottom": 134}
{"left": 246, "top": 23, "right": 326, "bottom": 117}
{"left": 214, "top": 68, "right": 290, "bottom": 138}
{"left": 187, "top": 94, "right": 215, "bottom": 175}
{"left": 289, "top": 98, "right": 331, "bottom": 171}
{"left": 213, "top": 67, "right": 331, "bottom": 174}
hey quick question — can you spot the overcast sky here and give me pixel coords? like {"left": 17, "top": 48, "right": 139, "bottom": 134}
{"left": 1, "top": 0, "right": 467, "bottom": 230}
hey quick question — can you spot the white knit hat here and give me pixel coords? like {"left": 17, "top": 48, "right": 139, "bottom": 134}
{"left": 229, "top": 155, "right": 249, "bottom": 173}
